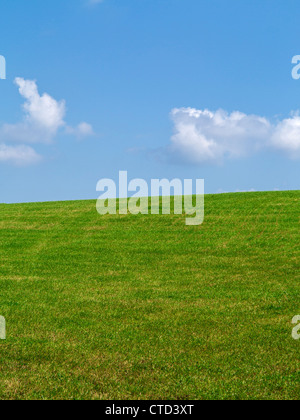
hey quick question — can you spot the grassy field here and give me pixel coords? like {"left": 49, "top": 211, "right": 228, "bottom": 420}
{"left": 0, "top": 191, "right": 299, "bottom": 400}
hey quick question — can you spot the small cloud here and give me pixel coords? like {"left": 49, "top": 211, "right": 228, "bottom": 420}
{"left": 0, "top": 144, "right": 41, "bottom": 166}
{"left": 1, "top": 78, "right": 66, "bottom": 144}
{"left": 66, "top": 122, "right": 94, "bottom": 139}
{"left": 0, "top": 78, "right": 94, "bottom": 166}
{"left": 235, "top": 188, "right": 257, "bottom": 193}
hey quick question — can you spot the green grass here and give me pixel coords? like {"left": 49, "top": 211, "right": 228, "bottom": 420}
{"left": 0, "top": 190, "right": 299, "bottom": 400}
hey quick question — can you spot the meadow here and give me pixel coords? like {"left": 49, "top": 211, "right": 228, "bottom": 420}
{"left": 0, "top": 190, "right": 299, "bottom": 400}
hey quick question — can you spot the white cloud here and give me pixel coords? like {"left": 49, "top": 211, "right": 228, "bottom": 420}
{"left": 271, "top": 113, "right": 300, "bottom": 158}
{"left": 16, "top": 77, "right": 66, "bottom": 133}
{"left": 1, "top": 78, "right": 66, "bottom": 144}
{"left": 0, "top": 144, "right": 41, "bottom": 166}
{"left": 66, "top": 122, "right": 94, "bottom": 139}
{"left": 0, "top": 78, "right": 94, "bottom": 165}
{"left": 168, "top": 107, "right": 300, "bottom": 164}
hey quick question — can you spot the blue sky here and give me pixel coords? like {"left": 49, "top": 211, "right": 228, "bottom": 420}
{"left": 0, "top": 0, "right": 299, "bottom": 203}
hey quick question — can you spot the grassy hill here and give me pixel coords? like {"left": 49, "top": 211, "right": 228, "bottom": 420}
{"left": 0, "top": 191, "right": 299, "bottom": 400}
